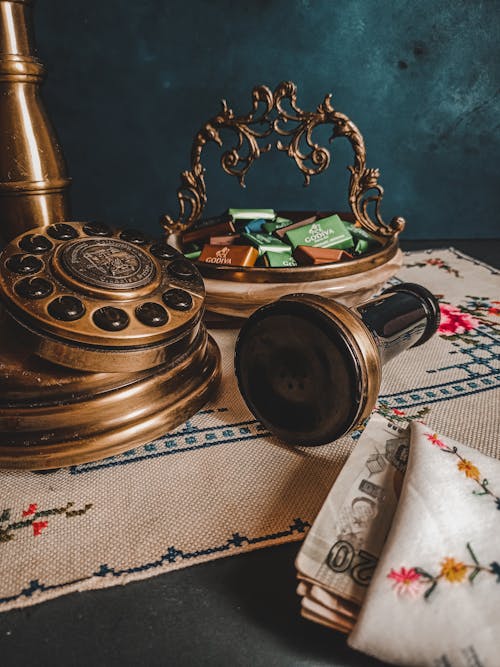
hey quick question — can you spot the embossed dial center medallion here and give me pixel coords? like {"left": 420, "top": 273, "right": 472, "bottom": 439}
{"left": 61, "top": 238, "right": 155, "bottom": 290}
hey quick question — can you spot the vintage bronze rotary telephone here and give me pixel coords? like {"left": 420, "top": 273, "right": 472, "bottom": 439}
{"left": 1, "top": 223, "right": 208, "bottom": 373}
{"left": 0, "top": 1, "right": 221, "bottom": 470}
{"left": 0, "top": 222, "right": 221, "bottom": 471}
{"left": 0, "top": 1, "right": 439, "bottom": 467}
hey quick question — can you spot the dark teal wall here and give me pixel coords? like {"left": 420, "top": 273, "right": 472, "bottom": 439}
{"left": 37, "top": 0, "right": 500, "bottom": 239}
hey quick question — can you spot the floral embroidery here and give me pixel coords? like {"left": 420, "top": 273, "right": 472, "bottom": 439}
{"left": 438, "top": 303, "right": 479, "bottom": 339}
{"left": 375, "top": 402, "right": 430, "bottom": 425}
{"left": 424, "top": 432, "right": 446, "bottom": 448}
{"left": 351, "top": 403, "right": 430, "bottom": 439}
{"left": 424, "top": 430, "right": 500, "bottom": 510}
{"left": 22, "top": 503, "right": 38, "bottom": 517}
{"left": 390, "top": 544, "right": 500, "bottom": 600}
{"left": 32, "top": 521, "right": 49, "bottom": 537}
{"left": 405, "top": 257, "right": 461, "bottom": 278}
{"left": 439, "top": 557, "right": 468, "bottom": 583}
{"left": 438, "top": 297, "right": 500, "bottom": 345}
{"left": 463, "top": 296, "right": 500, "bottom": 325}
{"left": 488, "top": 302, "right": 500, "bottom": 316}
{"left": 0, "top": 501, "right": 93, "bottom": 543}
{"left": 387, "top": 567, "right": 423, "bottom": 596}
{"left": 457, "top": 459, "right": 480, "bottom": 481}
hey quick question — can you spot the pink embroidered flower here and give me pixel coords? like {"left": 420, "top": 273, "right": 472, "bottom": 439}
{"left": 438, "top": 304, "right": 479, "bottom": 337}
{"left": 32, "top": 520, "right": 48, "bottom": 537}
{"left": 22, "top": 503, "right": 38, "bottom": 517}
{"left": 425, "top": 432, "right": 446, "bottom": 448}
{"left": 488, "top": 307, "right": 500, "bottom": 316}
{"left": 388, "top": 567, "right": 422, "bottom": 596}
{"left": 427, "top": 258, "right": 444, "bottom": 267}
{"left": 392, "top": 408, "right": 406, "bottom": 416}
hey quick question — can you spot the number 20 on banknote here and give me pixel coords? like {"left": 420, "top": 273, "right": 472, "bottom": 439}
{"left": 327, "top": 540, "right": 377, "bottom": 587}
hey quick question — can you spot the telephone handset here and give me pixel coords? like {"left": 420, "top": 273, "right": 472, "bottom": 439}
{"left": 0, "top": 221, "right": 206, "bottom": 372}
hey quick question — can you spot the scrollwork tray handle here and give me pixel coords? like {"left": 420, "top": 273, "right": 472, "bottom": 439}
{"left": 161, "top": 81, "right": 405, "bottom": 238}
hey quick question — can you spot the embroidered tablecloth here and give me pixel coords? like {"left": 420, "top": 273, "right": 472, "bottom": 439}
{"left": 0, "top": 248, "right": 498, "bottom": 613}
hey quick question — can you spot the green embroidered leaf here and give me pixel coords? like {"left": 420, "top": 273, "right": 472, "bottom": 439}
{"left": 414, "top": 567, "right": 434, "bottom": 580}
{"left": 467, "top": 542, "right": 479, "bottom": 565}
{"left": 0, "top": 529, "right": 14, "bottom": 542}
{"left": 424, "top": 581, "right": 437, "bottom": 599}
{"left": 66, "top": 503, "right": 93, "bottom": 518}
{"left": 469, "top": 567, "right": 481, "bottom": 583}
{"left": 0, "top": 509, "right": 11, "bottom": 523}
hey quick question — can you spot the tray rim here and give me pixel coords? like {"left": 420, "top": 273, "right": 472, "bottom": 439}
{"left": 194, "top": 235, "right": 400, "bottom": 284}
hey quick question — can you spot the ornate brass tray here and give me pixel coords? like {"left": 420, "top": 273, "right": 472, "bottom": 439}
{"left": 163, "top": 81, "right": 405, "bottom": 317}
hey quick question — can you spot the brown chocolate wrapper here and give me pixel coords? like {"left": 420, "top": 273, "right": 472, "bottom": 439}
{"left": 273, "top": 215, "right": 317, "bottom": 239}
{"left": 182, "top": 220, "right": 236, "bottom": 245}
{"left": 198, "top": 244, "right": 258, "bottom": 267}
{"left": 293, "top": 245, "right": 353, "bottom": 265}
{"left": 209, "top": 234, "right": 241, "bottom": 246}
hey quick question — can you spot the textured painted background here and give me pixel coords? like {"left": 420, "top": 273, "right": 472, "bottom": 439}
{"left": 36, "top": 0, "right": 500, "bottom": 239}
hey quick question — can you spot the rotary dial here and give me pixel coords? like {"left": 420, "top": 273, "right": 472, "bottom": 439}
{"left": 0, "top": 222, "right": 205, "bottom": 353}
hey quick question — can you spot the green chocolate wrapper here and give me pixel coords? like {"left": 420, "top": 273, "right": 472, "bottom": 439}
{"left": 241, "top": 231, "right": 292, "bottom": 256}
{"left": 228, "top": 208, "right": 275, "bottom": 220}
{"left": 263, "top": 251, "right": 298, "bottom": 267}
{"left": 348, "top": 223, "right": 379, "bottom": 246}
{"left": 354, "top": 238, "right": 370, "bottom": 254}
{"left": 262, "top": 218, "right": 292, "bottom": 234}
{"left": 284, "top": 214, "right": 353, "bottom": 250}
{"left": 184, "top": 249, "right": 202, "bottom": 260}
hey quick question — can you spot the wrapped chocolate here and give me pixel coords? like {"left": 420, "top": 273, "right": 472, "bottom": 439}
{"left": 241, "top": 232, "right": 292, "bottom": 256}
{"left": 273, "top": 215, "right": 316, "bottom": 239}
{"left": 263, "top": 251, "right": 298, "bottom": 268}
{"left": 182, "top": 209, "right": 384, "bottom": 270}
{"left": 243, "top": 218, "right": 266, "bottom": 234}
{"left": 262, "top": 218, "right": 292, "bottom": 234}
{"left": 283, "top": 215, "right": 354, "bottom": 250}
{"left": 228, "top": 208, "right": 275, "bottom": 220}
{"left": 182, "top": 219, "right": 236, "bottom": 245}
{"left": 198, "top": 244, "right": 258, "bottom": 267}
{"left": 209, "top": 234, "right": 240, "bottom": 246}
{"left": 293, "top": 246, "right": 353, "bottom": 265}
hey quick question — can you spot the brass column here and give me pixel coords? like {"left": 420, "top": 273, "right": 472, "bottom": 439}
{"left": 0, "top": 0, "right": 71, "bottom": 244}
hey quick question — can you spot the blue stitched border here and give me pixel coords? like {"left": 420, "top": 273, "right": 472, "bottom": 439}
{"left": 69, "top": 372, "right": 500, "bottom": 475}
{"left": 71, "top": 431, "right": 271, "bottom": 475}
{"left": 0, "top": 518, "right": 310, "bottom": 607}
{"left": 70, "top": 419, "right": 271, "bottom": 475}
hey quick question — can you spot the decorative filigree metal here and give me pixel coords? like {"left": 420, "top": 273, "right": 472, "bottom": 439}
{"left": 161, "top": 81, "right": 405, "bottom": 238}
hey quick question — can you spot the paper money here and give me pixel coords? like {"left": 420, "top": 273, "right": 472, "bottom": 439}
{"left": 296, "top": 414, "right": 409, "bottom": 608}
{"left": 296, "top": 581, "right": 359, "bottom": 619}
{"left": 301, "top": 596, "right": 354, "bottom": 633}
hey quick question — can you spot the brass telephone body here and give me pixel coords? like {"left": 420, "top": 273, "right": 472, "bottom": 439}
{"left": 0, "top": 222, "right": 221, "bottom": 470}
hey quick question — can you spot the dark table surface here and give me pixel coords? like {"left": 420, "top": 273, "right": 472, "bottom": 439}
{"left": 1, "top": 240, "right": 498, "bottom": 667}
